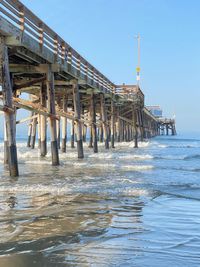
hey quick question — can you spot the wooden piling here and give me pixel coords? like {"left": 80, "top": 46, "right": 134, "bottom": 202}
{"left": 71, "top": 119, "right": 75, "bottom": 148}
{"left": 133, "top": 107, "right": 138, "bottom": 148}
{"left": 90, "top": 93, "right": 98, "bottom": 153}
{"left": 27, "top": 113, "right": 33, "bottom": 147}
{"left": 111, "top": 100, "right": 115, "bottom": 148}
{"left": 0, "top": 38, "right": 19, "bottom": 176}
{"left": 61, "top": 96, "right": 67, "bottom": 153}
{"left": 46, "top": 66, "right": 59, "bottom": 166}
{"left": 72, "top": 81, "right": 84, "bottom": 158}
{"left": 40, "top": 81, "right": 47, "bottom": 157}
{"left": 4, "top": 119, "right": 8, "bottom": 164}
{"left": 30, "top": 115, "right": 37, "bottom": 149}
{"left": 38, "top": 114, "right": 41, "bottom": 148}
{"left": 56, "top": 117, "right": 61, "bottom": 149}
{"left": 100, "top": 94, "right": 109, "bottom": 149}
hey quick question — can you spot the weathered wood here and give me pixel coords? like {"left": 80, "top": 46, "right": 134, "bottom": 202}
{"left": 100, "top": 94, "right": 109, "bottom": 149}
{"left": 98, "top": 112, "right": 103, "bottom": 143}
{"left": 72, "top": 82, "right": 84, "bottom": 158}
{"left": 46, "top": 66, "right": 59, "bottom": 166}
{"left": 56, "top": 117, "right": 61, "bottom": 149}
{"left": 88, "top": 104, "right": 93, "bottom": 147}
{"left": 27, "top": 119, "right": 32, "bottom": 147}
{"left": 61, "top": 95, "right": 68, "bottom": 153}
{"left": 0, "top": 38, "right": 18, "bottom": 176}
{"left": 90, "top": 93, "right": 98, "bottom": 153}
{"left": 14, "top": 76, "right": 46, "bottom": 90}
{"left": 111, "top": 100, "right": 115, "bottom": 148}
{"left": 37, "top": 114, "right": 41, "bottom": 148}
{"left": 71, "top": 119, "right": 75, "bottom": 148}
{"left": 133, "top": 107, "right": 138, "bottom": 148}
{"left": 116, "top": 107, "right": 120, "bottom": 142}
{"left": 30, "top": 114, "right": 37, "bottom": 149}
{"left": 16, "top": 114, "right": 38, "bottom": 124}
{"left": 40, "top": 81, "right": 47, "bottom": 157}
{"left": 4, "top": 119, "right": 8, "bottom": 164}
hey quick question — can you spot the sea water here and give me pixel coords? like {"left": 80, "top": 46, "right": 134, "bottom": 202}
{"left": 0, "top": 133, "right": 200, "bottom": 267}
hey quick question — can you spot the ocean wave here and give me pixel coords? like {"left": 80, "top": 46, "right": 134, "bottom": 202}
{"left": 88, "top": 153, "right": 113, "bottom": 159}
{"left": 119, "top": 154, "right": 153, "bottom": 160}
{"left": 154, "top": 155, "right": 186, "bottom": 160}
{"left": 122, "top": 188, "right": 149, "bottom": 196}
{"left": 158, "top": 144, "right": 167, "bottom": 148}
{"left": 0, "top": 184, "right": 72, "bottom": 195}
{"left": 128, "top": 141, "right": 150, "bottom": 148}
{"left": 183, "top": 154, "right": 200, "bottom": 160}
{"left": 0, "top": 225, "right": 24, "bottom": 243}
{"left": 120, "top": 165, "right": 154, "bottom": 171}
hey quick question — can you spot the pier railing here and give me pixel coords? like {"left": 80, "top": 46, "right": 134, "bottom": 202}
{"left": 115, "top": 84, "right": 144, "bottom": 106}
{"left": 0, "top": 0, "right": 115, "bottom": 93}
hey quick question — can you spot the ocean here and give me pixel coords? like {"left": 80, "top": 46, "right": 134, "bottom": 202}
{"left": 0, "top": 133, "right": 200, "bottom": 267}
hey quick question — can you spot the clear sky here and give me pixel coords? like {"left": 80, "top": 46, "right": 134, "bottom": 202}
{"left": 18, "top": 0, "right": 200, "bottom": 132}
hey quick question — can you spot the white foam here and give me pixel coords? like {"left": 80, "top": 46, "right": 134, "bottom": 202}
{"left": 88, "top": 153, "right": 113, "bottom": 159}
{"left": 0, "top": 184, "right": 72, "bottom": 195}
{"left": 123, "top": 188, "right": 149, "bottom": 196}
{"left": 128, "top": 141, "right": 150, "bottom": 148}
{"left": 89, "top": 163, "right": 116, "bottom": 169}
{"left": 0, "top": 225, "right": 24, "bottom": 243}
{"left": 158, "top": 144, "right": 167, "bottom": 148}
{"left": 24, "top": 160, "right": 52, "bottom": 165}
{"left": 119, "top": 154, "right": 153, "bottom": 160}
{"left": 121, "top": 165, "right": 154, "bottom": 171}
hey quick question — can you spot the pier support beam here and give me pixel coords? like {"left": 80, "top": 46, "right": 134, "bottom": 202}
{"left": 47, "top": 66, "right": 59, "bottom": 166}
{"left": 133, "top": 107, "right": 138, "bottom": 148}
{"left": 0, "top": 38, "right": 19, "bottom": 177}
{"left": 116, "top": 108, "right": 120, "bottom": 142}
{"left": 56, "top": 118, "right": 61, "bottom": 149}
{"left": 38, "top": 114, "right": 41, "bottom": 148}
{"left": 4, "top": 120, "right": 8, "bottom": 164}
{"left": 100, "top": 94, "right": 109, "bottom": 149}
{"left": 61, "top": 96, "right": 67, "bottom": 153}
{"left": 27, "top": 113, "right": 33, "bottom": 147}
{"left": 72, "top": 81, "right": 84, "bottom": 158}
{"left": 71, "top": 119, "right": 75, "bottom": 148}
{"left": 40, "top": 81, "right": 47, "bottom": 157}
{"left": 90, "top": 93, "right": 98, "bottom": 153}
{"left": 30, "top": 115, "right": 37, "bottom": 149}
{"left": 111, "top": 100, "right": 115, "bottom": 148}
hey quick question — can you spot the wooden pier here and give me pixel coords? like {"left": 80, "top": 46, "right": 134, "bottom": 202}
{"left": 0, "top": 0, "right": 175, "bottom": 177}
{"left": 158, "top": 118, "right": 177, "bottom": 136}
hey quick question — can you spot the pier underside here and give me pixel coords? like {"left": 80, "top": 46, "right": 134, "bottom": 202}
{"left": 0, "top": 0, "right": 175, "bottom": 176}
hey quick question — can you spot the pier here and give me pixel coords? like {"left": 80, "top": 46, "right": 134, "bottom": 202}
{"left": 0, "top": 0, "right": 175, "bottom": 177}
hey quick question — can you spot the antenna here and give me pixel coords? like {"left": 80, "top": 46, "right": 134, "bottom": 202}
{"left": 135, "top": 33, "right": 141, "bottom": 86}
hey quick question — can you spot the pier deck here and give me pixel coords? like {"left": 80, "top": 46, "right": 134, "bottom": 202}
{"left": 0, "top": 0, "right": 175, "bottom": 176}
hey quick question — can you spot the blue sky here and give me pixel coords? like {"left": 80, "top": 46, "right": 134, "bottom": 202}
{"left": 17, "top": 0, "right": 200, "bottom": 132}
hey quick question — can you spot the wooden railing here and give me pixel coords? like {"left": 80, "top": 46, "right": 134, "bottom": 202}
{"left": 115, "top": 84, "right": 144, "bottom": 105}
{"left": 0, "top": 0, "right": 115, "bottom": 93}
